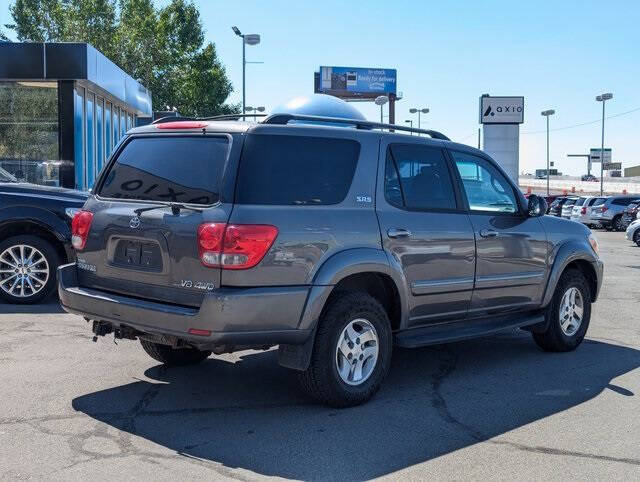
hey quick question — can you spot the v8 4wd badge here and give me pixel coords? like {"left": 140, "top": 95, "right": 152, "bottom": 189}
{"left": 175, "top": 280, "right": 215, "bottom": 291}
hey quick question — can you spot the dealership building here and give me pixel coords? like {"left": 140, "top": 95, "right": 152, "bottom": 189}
{"left": 0, "top": 42, "right": 152, "bottom": 190}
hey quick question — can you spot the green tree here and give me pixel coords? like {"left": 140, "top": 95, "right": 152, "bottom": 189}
{"left": 7, "top": 0, "right": 238, "bottom": 116}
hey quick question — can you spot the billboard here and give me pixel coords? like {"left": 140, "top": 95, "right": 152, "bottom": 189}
{"left": 317, "top": 66, "right": 397, "bottom": 98}
{"left": 479, "top": 96, "right": 524, "bottom": 124}
{"left": 589, "top": 148, "right": 612, "bottom": 164}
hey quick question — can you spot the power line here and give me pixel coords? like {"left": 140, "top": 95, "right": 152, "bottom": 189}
{"left": 521, "top": 107, "right": 640, "bottom": 134}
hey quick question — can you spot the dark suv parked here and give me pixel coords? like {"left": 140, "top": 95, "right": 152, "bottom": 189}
{"left": 0, "top": 169, "right": 87, "bottom": 303}
{"left": 59, "top": 114, "right": 603, "bottom": 407}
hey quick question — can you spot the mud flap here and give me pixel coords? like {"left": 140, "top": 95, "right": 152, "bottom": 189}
{"left": 278, "top": 326, "right": 316, "bottom": 371}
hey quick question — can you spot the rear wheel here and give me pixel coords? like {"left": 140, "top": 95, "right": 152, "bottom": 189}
{"left": 298, "top": 292, "right": 392, "bottom": 407}
{"left": 0, "top": 235, "right": 60, "bottom": 304}
{"left": 613, "top": 215, "right": 624, "bottom": 232}
{"left": 140, "top": 339, "right": 211, "bottom": 366}
{"left": 634, "top": 230, "right": 640, "bottom": 247}
{"left": 533, "top": 269, "right": 591, "bottom": 352}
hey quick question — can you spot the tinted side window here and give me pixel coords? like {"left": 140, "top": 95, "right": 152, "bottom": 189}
{"left": 385, "top": 144, "right": 456, "bottom": 210}
{"left": 592, "top": 198, "right": 606, "bottom": 206}
{"left": 236, "top": 135, "right": 360, "bottom": 205}
{"left": 450, "top": 151, "right": 518, "bottom": 213}
{"left": 99, "top": 136, "right": 228, "bottom": 204}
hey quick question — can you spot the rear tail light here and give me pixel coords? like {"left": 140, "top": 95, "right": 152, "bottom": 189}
{"left": 581, "top": 207, "right": 587, "bottom": 215}
{"left": 71, "top": 210, "right": 94, "bottom": 250}
{"left": 197, "top": 223, "right": 278, "bottom": 269}
{"left": 601, "top": 206, "right": 608, "bottom": 212}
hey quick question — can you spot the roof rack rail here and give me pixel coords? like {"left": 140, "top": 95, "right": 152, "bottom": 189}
{"left": 152, "top": 114, "right": 267, "bottom": 124}
{"left": 201, "top": 114, "right": 267, "bottom": 121}
{"left": 152, "top": 116, "right": 196, "bottom": 124}
{"left": 262, "top": 113, "right": 450, "bottom": 141}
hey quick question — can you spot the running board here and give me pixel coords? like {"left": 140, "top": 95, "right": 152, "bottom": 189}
{"left": 394, "top": 312, "right": 545, "bottom": 348}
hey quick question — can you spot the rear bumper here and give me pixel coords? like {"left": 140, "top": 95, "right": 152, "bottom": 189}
{"left": 58, "top": 263, "right": 312, "bottom": 347}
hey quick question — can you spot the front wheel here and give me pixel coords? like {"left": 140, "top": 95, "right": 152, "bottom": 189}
{"left": 298, "top": 292, "right": 392, "bottom": 407}
{"left": 0, "top": 235, "right": 60, "bottom": 304}
{"left": 533, "top": 269, "right": 591, "bottom": 352}
{"left": 140, "top": 339, "right": 211, "bottom": 366}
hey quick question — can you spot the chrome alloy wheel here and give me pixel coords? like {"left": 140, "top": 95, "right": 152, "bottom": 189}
{"left": 335, "top": 318, "right": 379, "bottom": 386}
{"left": 0, "top": 244, "right": 49, "bottom": 298}
{"left": 559, "top": 286, "right": 584, "bottom": 336}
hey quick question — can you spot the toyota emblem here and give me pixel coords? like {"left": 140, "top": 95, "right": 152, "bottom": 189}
{"left": 129, "top": 216, "right": 141, "bottom": 229}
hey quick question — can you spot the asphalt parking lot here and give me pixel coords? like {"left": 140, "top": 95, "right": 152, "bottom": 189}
{"left": 0, "top": 231, "right": 638, "bottom": 480}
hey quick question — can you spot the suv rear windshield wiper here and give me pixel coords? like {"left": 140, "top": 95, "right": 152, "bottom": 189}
{"left": 134, "top": 202, "right": 203, "bottom": 216}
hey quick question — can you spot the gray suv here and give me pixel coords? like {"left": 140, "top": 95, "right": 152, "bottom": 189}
{"left": 590, "top": 195, "right": 640, "bottom": 231}
{"left": 58, "top": 114, "right": 603, "bottom": 407}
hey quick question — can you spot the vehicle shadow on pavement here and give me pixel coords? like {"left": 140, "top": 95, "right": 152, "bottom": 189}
{"left": 0, "top": 300, "right": 64, "bottom": 314}
{"left": 72, "top": 331, "right": 639, "bottom": 479}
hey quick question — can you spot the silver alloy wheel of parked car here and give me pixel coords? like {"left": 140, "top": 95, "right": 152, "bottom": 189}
{"left": 559, "top": 286, "right": 583, "bottom": 336}
{"left": 335, "top": 318, "right": 379, "bottom": 386}
{"left": 0, "top": 244, "right": 49, "bottom": 299}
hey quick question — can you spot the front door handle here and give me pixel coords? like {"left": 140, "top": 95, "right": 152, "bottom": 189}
{"left": 387, "top": 228, "right": 412, "bottom": 239}
{"left": 479, "top": 229, "right": 499, "bottom": 238}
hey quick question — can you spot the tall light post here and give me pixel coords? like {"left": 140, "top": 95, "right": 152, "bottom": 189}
{"left": 409, "top": 107, "right": 429, "bottom": 134}
{"left": 541, "top": 109, "right": 555, "bottom": 196}
{"left": 245, "top": 106, "right": 265, "bottom": 121}
{"left": 375, "top": 96, "right": 389, "bottom": 124}
{"left": 405, "top": 119, "right": 413, "bottom": 135}
{"left": 596, "top": 93, "right": 613, "bottom": 195}
{"left": 232, "top": 26, "right": 260, "bottom": 115}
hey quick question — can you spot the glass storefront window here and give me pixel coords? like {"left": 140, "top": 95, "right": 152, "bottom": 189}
{"left": 113, "top": 106, "right": 119, "bottom": 145}
{"left": 120, "top": 109, "right": 126, "bottom": 137}
{"left": 96, "top": 97, "right": 104, "bottom": 175}
{"left": 74, "top": 86, "right": 85, "bottom": 190}
{"left": 105, "top": 102, "right": 112, "bottom": 159}
{"left": 0, "top": 81, "right": 62, "bottom": 186}
{"left": 86, "top": 92, "right": 95, "bottom": 189}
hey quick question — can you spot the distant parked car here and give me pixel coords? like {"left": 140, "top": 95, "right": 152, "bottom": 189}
{"left": 570, "top": 196, "right": 605, "bottom": 227}
{"left": 581, "top": 174, "right": 598, "bottom": 182}
{"left": 626, "top": 218, "right": 640, "bottom": 246}
{"left": 548, "top": 196, "right": 568, "bottom": 216}
{"left": 590, "top": 195, "right": 640, "bottom": 231}
{"left": 570, "top": 196, "right": 597, "bottom": 225}
{"left": 0, "top": 174, "right": 87, "bottom": 303}
{"left": 560, "top": 197, "right": 579, "bottom": 219}
{"left": 621, "top": 199, "right": 640, "bottom": 228}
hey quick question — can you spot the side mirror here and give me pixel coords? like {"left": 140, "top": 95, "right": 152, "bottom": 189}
{"left": 527, "top": 194, "right": 547, "bottom": 217}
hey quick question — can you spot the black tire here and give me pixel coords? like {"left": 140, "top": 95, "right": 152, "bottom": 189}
{"left": 298, "top": 292, "right": 392, "bottom": 408}
{"left": 0, "top": 235, "right": 60, "bottom": 304}
{"left": 613, "top": 215, "right": 624, "bottom": 232}
{"left": 533, "top": 269, "right": 591, "bottom": 352}
{"left": 634, "top": 230, "right": 640, "bottom": 247}
{"left": 140, "top": 339, "right": 211, "bottom": 366}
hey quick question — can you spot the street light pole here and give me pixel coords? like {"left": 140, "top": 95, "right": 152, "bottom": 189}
{"left": 541, "top": 109, "right": 555, "bottom": 196}
{"left": 405, "top": 119, "right": 413, "bottom": 135}
{"left": 375, "top": 96, "right": 389, "bottom": 126}
{"left": 232, "top": 26, "right": 260, "bottom": 116}
{"left": 409, "top": 107, "right": 429, "bottom": 135}
{"left": 596, "top": 93, "right": 612, "bottom": 195}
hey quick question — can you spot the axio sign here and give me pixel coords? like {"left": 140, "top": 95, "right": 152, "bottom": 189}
{"left": 479, "top": 96, "right": 524, "bottom": 124}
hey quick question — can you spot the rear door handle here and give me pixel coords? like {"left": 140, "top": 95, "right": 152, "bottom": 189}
{"left": 479, "top": 229, "right": 499, "bottom": 238}
{"left": 387, "top": 228, "right": 412, "bottom": 239}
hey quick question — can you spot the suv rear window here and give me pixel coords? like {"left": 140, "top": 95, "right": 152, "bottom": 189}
{"left": 99, "top": 136, "right": 229, "bottom": 204}
{"left": 235, "top": 134, "right": 360, "bottom": 205}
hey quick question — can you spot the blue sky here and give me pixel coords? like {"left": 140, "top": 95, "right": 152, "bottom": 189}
{"left": 3, "top": 0, "right": 639, "bottom": 175}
